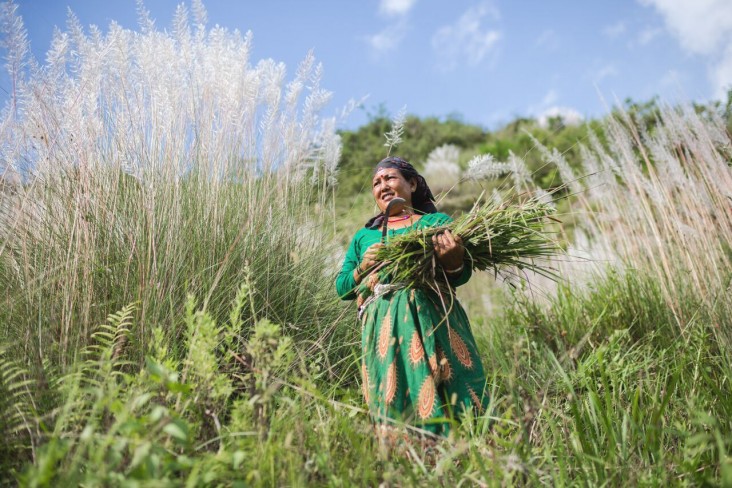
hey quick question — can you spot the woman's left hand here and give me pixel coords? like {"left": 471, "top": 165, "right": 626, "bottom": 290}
{"left": 432, "top": 230, "right": 464, "bottom": 272}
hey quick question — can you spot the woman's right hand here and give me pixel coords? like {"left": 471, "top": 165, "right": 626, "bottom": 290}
{"left": 359, "top": 243, "right": 384, "bottom": 273}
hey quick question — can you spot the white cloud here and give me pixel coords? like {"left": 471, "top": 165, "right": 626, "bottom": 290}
{"left": 526, "top": 89, "right": 583, "bottom": 127}
{"left": 639, "top": 0, "right": 732, "bottom": 53}
{"left": 602, "top": 21, "right": 627, "bottom": 38}
{"left": 640, "top": 0, "right": 732, "bottom": 98}
{"left": 537, "top": 106, "right": 584, "bottom": 128}
{"left": 365, "top": 0, "right": 416, "bottom": 58}
{"left": 431, "top": 3, "right": 502, "bottom": 71}
{"left": 379, "top": 0, "right": 417, "bottom": 16}
{"left": 364, "top": 20, "right": 408, "bottom": 56}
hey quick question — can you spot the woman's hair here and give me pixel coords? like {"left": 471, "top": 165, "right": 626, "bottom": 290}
{"left": 364, "top": 156, "right": 437, "bottom": 229}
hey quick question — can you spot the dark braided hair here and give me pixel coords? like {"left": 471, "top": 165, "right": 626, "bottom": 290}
{"left": 365, "top": 156, "right": 437, "bottom": 229}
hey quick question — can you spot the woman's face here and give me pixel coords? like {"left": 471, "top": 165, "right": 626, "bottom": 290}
{"left": 372, "top": 167, "right": 416, "bottom": 215}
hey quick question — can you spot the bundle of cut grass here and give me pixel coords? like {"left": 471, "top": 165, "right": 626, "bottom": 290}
{"left": 375, "top": 194, "right": 562, "bottom": 289}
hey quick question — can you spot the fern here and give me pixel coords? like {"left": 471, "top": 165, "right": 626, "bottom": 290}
{"left": 81, "top": 303, "right": 135, "bottom": 382}
{"left": 0, "top": 347, "right": 38, "bottom": 480}
{"left": 45, "top": 302, "right": 136, "bottom": 423}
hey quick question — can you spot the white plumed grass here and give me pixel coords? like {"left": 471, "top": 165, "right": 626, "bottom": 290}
{"left": 0, "top": 1, "right": 348, "bottom": 367}
{"left": 577, "top": 106, "right": 732, "bottom": 335}
{"left": 422, "top": 143, "right": 461, "bottom": 194}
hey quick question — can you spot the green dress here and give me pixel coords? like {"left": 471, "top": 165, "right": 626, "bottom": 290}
{"left": 336, "top": 213, "right": 489, "bottom": 436}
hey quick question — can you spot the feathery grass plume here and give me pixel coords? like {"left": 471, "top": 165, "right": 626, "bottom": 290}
{"left": 507, "top": 151, "right": 533, "bottom": 191}
{"left": 374, "top": 193, "right": 562, "bottom": 289}
{"left": 571, "top": 103, "right": 732, "bottom": 328}
{"left": 527, "top": 131, "right": 583, "bottom": 194}
{"left": 0, "top": 0, "right": 28, "bottom": 115}
{"left": 383, "top": 105, "right": 406, "bottom": 156}
{"left": 0, "top": 1, "right": 348, "bottom": 372}
{"left": 422, "top": 144, "right": 461, "bottom": 194}
{"left": 463, "top": 153, "right": 507, "bottom": 181}
{"left": 463, "top": 151, "right": 536, "bottom": 193}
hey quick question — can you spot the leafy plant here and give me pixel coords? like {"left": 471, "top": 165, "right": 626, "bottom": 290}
{"left": 0, "top": 348, "right": 37, "bottom": 480}
{"left": 373, "top": 193, "right": 562, "bottom": 289}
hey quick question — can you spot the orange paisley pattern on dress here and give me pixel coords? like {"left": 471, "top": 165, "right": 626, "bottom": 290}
{"left": 417, "top": 376, "right": 436, "bottom": 419}
{"left": 448, "top": 327, "right": 473, "bottom": 369}
{"left": 408, "top": 331, "right": 425, "bottom": 365}
{"left": 377, "top": 309, "right": 391, "bottom": 360}
{"left": 385, "top": 360, "right": 398, "bottom": 405}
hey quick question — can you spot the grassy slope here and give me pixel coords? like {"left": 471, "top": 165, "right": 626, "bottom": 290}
{"left": 6, "top": 264, "right": 730, "bottom": 486}
{"left": 3, "top": 111, "right": 732, "bottom": 486}
{"left": 1, "top": 2, "right": 731, "bottom": 484}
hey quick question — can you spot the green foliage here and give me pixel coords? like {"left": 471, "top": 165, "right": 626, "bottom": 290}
{"left": 3, "top": 260, "right": 729, "bottom": 486}
{"left": 337, "top": 114, "right": 489, "bottom": 197}
{"left": 1, "top": 169, "right": 350, "bottom": 376}
{"left": 234, "top": 317, "right": 294, "bottom": 439}
{"left": 14, "top": 295, "right": 299, "bottom": 486}
{"left": 0, "top": 348, "right": 37, "bottom": 481}
{"left": 482, "top": 268, "right": 732, "bottom": 485}
{"left": 183, "top": 295, "right": 233, "bottom": 402}
{"left": 373, "top": 194, "right": 561, "bottom": 289}
{"left": 337, "top": 108, "right": 609, "bottom": 208}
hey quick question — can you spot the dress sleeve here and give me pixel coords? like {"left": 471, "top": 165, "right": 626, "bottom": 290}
{"left": 335, "top": 232, "right": 361, "bottom": 300}
{"left": 429, "top": 213, "right": 472, "bottom": 287}
{"left": 446, "top": 256, "right": 472, "bottom": 287}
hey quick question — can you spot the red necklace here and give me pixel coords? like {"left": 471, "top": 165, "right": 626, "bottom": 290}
{"left": 387, "top": 214, "right": 412, "bottom": 223}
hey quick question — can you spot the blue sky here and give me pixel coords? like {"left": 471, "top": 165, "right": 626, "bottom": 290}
{"left": 8, "top": 0, "right": 732, "bottom": 130}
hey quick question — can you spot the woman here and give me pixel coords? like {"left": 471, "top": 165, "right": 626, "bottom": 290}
{"left": 336, "top": 156, "right": 488, "bottom": 438}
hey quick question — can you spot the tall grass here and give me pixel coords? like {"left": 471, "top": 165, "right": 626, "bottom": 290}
{"left": 447, "top": 102, "right": 732, "bottom": 484}
{"left": 0, "top": 1, "right": 349, "bottom": 372}
{"left": 574, "top": 105, "right": 732, "bottom": 344}
{"left": 501, "top": 102, "right": 732, "bottom": 483}
{"left": 0, "top": 1, "right": 357, "bottom": 479}
{"left": 9, "top": 264, "right": 730, "bottom": 486}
